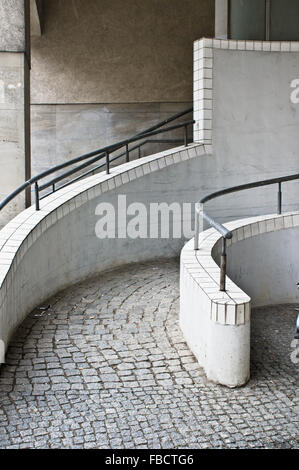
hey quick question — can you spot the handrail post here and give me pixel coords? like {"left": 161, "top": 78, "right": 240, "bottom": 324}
{"left": 220, "top": 237, "right": 227, "bottom": 292}
{"left": 138, "top": 146, "right": 141, "bottom": 159}
{"left": 35, "top": 182, "right": 40, "bottom": 211}
{"left": 184, "top": 125, "right": 188, "bottom": 147}
{"left": 126, "top": 144, "right": 130, "bottom": 163}
{"left": 106, "top": 151, "right": 110, "bottom": 175}
{"left": 277, "top": 182, "right": 282, "bottom": 214}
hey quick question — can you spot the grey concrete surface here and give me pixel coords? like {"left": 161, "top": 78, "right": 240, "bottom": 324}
{"left": 31, "top": 102, "right": 192, "bottom": 176}
{"left": 227, "top": 226, "right": 299, "bottom": 307}
{"left": 0, "top": 0, "right": 31, "bottom": 227}
{"left": 2, "top": 142, "right": 299, "bottom": 351}
{"left": 0, "top": 0, "right": 26, "bottom": 51}
{"left": 0, "top": 53, "right": 29, "bottom": 228}
{"left": 213, "top": 50, "right": 299, "bottom": 182}
{"left": 0, "top": 260, "right": 298, "bottom": 449}
{"left": 30, "top": 0, "right": 214, "bottom": 104}
{"left": 215, "top": 0, "right": 228, "bottom": 39}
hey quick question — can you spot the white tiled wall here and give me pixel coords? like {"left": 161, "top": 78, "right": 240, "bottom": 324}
{"left": 193, "top": 38, "right": 299, "bottom": 144}
{"left": 180, "top": 211, "right": 299, "bottom": 388}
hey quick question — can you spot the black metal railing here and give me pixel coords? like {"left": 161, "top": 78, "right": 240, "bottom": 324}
{"left": 194, "top": 173, "right": 299, "bottom": 292}
{"left": 0, "top": 107, "right": 194, "bottom": 213}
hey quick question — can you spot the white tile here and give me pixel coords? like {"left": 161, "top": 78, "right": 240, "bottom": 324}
{"left": 281, "top": 42, "right": 291, "bottom": 52}
{"left": 283, "top": 215, "right": 293, "bottom": 228}
{"left": 292, "top": 213, "right": 299, "bottom": 226}
{"left": 226, "top": 305, "right": 236, "bottom": 325}
{"left": 251, "top": 223, "right": 259, "bottom": 236}
{"left": 266, "top": 218, "right": 275, "bottom": 232}
{"left": 271, "top": 42, "right": 281, "bottom": 51}
{"left": 236, "top": 305, "right": 245, "bottom": 325}
{"left": 254, "top": 42, "right": 262, "bottom": 51}
{"left": 220, "top": 40, "right": 229, "bottom": 49}
{"left": 217, "top": 304, "right": 226, "bottom": 325}
{"left": 274, "top": 217, "right": 284, "bottom": 230}
{"left": 213, "top": 39, "right": 221, "bottom": 49}
{"left": 237, "top": 41, "right": 246, "bottom": 50}
{"left": 245, "top": 303, "right": 251, "bottom": 323}
{"left": 202, "top": 38, "right": 213, "bottom": 48}
{"left": 263, "top": 42, "right": 271, "bottom": 51}
{"left": 198, "top": 48, "right": 213, "bottom": 59}
{"left": 198, "top": 58, "right": 213, "bottom": 70}
{"left": 245, "top": 41, "right": 254, "bottom": 51}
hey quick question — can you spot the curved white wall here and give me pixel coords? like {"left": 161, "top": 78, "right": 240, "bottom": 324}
{"left": 225, "top": 224, "right": 299, "bottom": 307}
{"left": 0, "top": 143, "right": 208, "bottom": 354}
{"left": 180, "top": 212, "right": 299, "bottom": 388}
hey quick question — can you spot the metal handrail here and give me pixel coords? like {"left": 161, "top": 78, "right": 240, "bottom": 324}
{"left": 194, "top": 173, "right": 299, "bottom": 292}
{"left": 0, "top": 107, "right": 194, "bottom": 213}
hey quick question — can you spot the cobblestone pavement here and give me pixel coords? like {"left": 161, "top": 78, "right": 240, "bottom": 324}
{"left": 0, "top": 260, "right": 298, "bottom": 449}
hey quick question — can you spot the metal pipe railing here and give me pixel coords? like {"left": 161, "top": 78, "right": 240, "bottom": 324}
{"left": 194, "top": 173, "right": 299, "bottom": 292}
{"left": 0, "top": 108, "right": 194, "bottom": 213}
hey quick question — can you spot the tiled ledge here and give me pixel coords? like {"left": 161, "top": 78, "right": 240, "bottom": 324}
{"left": 193, "top": 37, "right": 299, "bottom": 144}
{"left": 0, "top": 143, "right": 208, "bottom": 308}
{"left": 181, "top": 211, "right": 299, "bottom": 327}
{"left": 180, "top": 210, "right": 299, "bottom": 388}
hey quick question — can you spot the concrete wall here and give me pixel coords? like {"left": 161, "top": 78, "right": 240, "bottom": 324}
{"left": 31, "top": 102, "right": 192, "bottom": 176}
{"left": 194, "top": 40, "right": 299, "bottom": 201}
{"left": 29, "top": 0, "right": 214, "bottom": 181}
{"left": 213, "top": 48, "right": 299, "bottom": 182}
{"left": 31, "top": 0, "right": 214, "bottom": 104}
{"left": 180, "top": 211, "right": 299, "bottom": 387}
{"left": 0, "top": 0, "right": 26, "bottom": 51}
{"left": 0, "top": 1, "right": 31, "bottom": 227}
{"left": 0, "top": 54, "right": 27, "bottom": 224}
{"left": 1, "top": 138, "right": 299, "bottom": 349}
{"left": 226, "top": 226, "right": 299, "bottom": 307}
{"left": 0, "top": 144, "right": 206, "bottom": 354}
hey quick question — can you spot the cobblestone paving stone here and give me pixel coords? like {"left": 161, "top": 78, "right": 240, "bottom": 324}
{"left": 0, "top": 260, "right": 298, "bottom": 449}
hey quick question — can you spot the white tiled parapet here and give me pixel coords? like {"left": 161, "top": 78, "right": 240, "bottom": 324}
{"left": 193, "top": 38, "right": 299, "bottom": 144}
{"left": 0, "top": 142, "right": 208, "bottom": 359}
{"left": 180, "top": 211, "right": 299, "bottom": 388}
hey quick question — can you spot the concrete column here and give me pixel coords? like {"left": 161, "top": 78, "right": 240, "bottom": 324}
{"left": 0, "top": 0, "right": 31, "bottom": 228}
{"left": 215, "top": 0, "right": 228, "bottom": 39}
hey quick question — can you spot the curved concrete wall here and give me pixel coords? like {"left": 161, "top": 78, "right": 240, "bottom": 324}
{"left": 0, "top": 143, "right": 208, "bottom": 354}
{"left": 221, "top": 216, "right": 299, "bottom": 307}
{"left": 180, "top": 212, "right": 299, "bottom": 388}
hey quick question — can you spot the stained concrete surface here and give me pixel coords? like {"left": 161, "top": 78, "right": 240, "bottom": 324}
{"left": 0, "top": 260, "right": 298, "bottom": 449}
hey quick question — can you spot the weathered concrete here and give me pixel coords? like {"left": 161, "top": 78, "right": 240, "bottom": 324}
{"left": 31, "top": 0, "right": 214, "bottom": 104}
{"left": 0, "top": 54, "right": 27, "bottom": 225}
{"left": 213, "top": 47, "right": 299, "bottom": 178}
{"left": 0, "top": 262, "right": 297, "bottom": 449}
{"left": 215, "top": 0, "right": 228, "bottom": 39}
{"left": 31, "top": 102, "right": 192, "bottom": 176}
{"left": 0, "top": 0, "right": 26, "bottom": 51}
{"left": 194, "top": 39, "right": 299, "bottom": 188}
{"left": 0, "top": 1, "right": 31, "bottom": 227}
